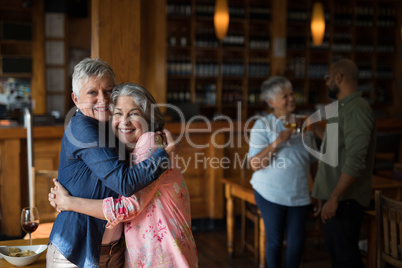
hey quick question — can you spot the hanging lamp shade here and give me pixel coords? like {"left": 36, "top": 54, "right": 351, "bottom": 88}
{"left": 310, "top": 2, "right": 325, "bottom": 46}
{"left": 214, "top": 0, "right": 230, "bottom": 40}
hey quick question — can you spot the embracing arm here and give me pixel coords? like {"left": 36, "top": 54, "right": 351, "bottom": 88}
{"left": 103, "top": 177, "right": 162, "bottom": 227}
{"left": 67, "top": 116, "right": 175, "bottom": 196}
{"left": 49, "top": 179, "right": 105, "bottom": 220}
{"left": 50, "top": 174, "right": 162, "bottom": 225}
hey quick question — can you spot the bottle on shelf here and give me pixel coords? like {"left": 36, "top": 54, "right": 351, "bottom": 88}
{"left": 166, "top": 3, "right": 191, "bottom": 17}
{"left": 249, "top": 6, "right": 271, "bottom": 20}
{"left": 180, "top": 28, "right": 188, "bottom": 47}
{"left": 195, "top": 83, "right": 216, "bottom": 105}
{"left": 168, "top": 30, "right": 177, "bottom": 47}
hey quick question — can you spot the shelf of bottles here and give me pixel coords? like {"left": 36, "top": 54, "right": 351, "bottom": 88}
{"left": 222, "top": 21, "right": 246, "bottom": 49}
{"left": 373, "top": 4, "right": 396, "bottom": 106}
{"left": 355, "top": 6, "right": 374, "bottom": 27}
{"left": 195, "top": 56, "right": 219, "bottom": 77}
{"left": 222, "top": 84, "right": 243, "bottom": 105}
{"left": 167, "top": 54, "right": 192, "bottom": 77}
{"left": 195, "top": 81, "right": 216, "bottom": 106}
{"left": 286, "top": 1, "right": 309, "bottom": 91}
{"left": 195, "top": 27, "right": 218, "bottom": 48}
{"left": 166, "top": 0, "right": 273, "bottom": 119}
{"left": 167, "top": 81, "right": 191, "bottom": 105}
{"left": 247, "top": 83, "right": 262, "bottom": 105}
{"left": 249, "top": 57, "right": 270, "bottom": 78}
{"left": 284, "top": 0, "right": 400, "bottom": 109}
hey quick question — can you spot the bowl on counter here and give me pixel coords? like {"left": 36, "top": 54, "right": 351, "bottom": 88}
{"left": 0, "top": 245, "right": 47, "bottom": 266}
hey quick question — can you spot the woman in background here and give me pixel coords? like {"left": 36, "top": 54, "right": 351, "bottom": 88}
{"left": 248, "top": 76, "right": 317, "bottom": 268}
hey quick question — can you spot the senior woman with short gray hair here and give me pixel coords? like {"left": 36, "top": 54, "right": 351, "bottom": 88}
{"left": 248, "top": 76, "right": 316, "bottom": 268}
{"left": 47, "top": 58, "right": 176, "bottom": 268}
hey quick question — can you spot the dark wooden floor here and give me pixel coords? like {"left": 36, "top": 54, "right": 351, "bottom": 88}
{"left": 192, "top": 227, "right": 332, "bottom": 268}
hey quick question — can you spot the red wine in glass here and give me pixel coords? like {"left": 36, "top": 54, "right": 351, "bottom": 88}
{"left": 22, "top": 222, "right": 39, "bottom": 233}
{"left": 21, "top": 207, "right": 40, "bottom": 245}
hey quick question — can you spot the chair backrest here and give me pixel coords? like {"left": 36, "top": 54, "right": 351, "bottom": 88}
{"left": 376, "top": 190, "right": 402, "bottom": 267}
{"left": 32, "top": 168, "right": 59, "bottom": 223}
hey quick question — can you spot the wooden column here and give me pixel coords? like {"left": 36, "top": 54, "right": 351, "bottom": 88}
{"left": 140, "top": 0, "right": 167, "bottom": 104}
{"left": 270, "top": 0, "right": 287, "bottom": 76}
{"left": 31, "top": 0, "right": 45, "bottom": 114}
{"left": 91, "top": 0, "right": 141, "bottom": 84}
{"left": 91, "top": 0, "right": 166, "bottom": 103}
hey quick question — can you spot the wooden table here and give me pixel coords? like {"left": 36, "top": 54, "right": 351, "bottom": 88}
{"left": 222, "top": 177, "right": 266, "bottom": 268}
{"left": 222, "top": 174, "right": 402, "bottom": 268}
{"left": 0, "top": 238, "right": 48, "bottom": 267}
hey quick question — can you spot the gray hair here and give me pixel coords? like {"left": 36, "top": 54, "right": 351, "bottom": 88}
{"left": 72, "top": 58, "right": 116, "bottom": 98}
{"left": 110, "top": 83, "right": 165, "bottom": 132}
{"left": 260, "top": 76, "right": 292, "bottom": 107}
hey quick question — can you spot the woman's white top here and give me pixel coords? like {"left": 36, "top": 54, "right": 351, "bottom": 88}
{"left": 248, "top": 113, "right": 317, "bottom": 207}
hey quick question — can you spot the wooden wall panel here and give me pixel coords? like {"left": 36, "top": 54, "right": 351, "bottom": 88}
{"left": 91, "top": 0, "right": 141, "bottom": 84}
{"left": 140, "top": 0, "right": 167, "bottom": 105}
{"left": 31, "top": 0, "right": 46, "bottom": 114}
{"left": 0, "top": 139, "right": 23, "bottom": 236}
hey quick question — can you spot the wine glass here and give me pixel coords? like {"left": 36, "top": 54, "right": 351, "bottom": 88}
{"left": 281, "top": 113, "right": 296, "bottom": 146}
{"left": 295, "top": 114, "right": 308, "bottom": 135}
{"left": 21, "top": 207, "right": 40, "bottom": 245}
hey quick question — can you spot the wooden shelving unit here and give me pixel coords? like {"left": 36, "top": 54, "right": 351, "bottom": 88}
{"left": 166, "top": 0, "right": 400, "bottom": 118}
{"left": 166, "top": 0, "right": 272, "bottom": 121}
{"left": 0, "top": 0, "right": 46, "bottom": 115}
{"left": 285, "top": 0, "right": 399, "bottom": 113}
{"left": 0, "top": 3, "right": 33, "bottom": 78}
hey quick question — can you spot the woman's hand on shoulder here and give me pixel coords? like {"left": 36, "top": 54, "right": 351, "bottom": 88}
{"left": 161, "top": 128, "right": 180, "bottom": 169}
{"left": 162, "top": 128, "right": 180, "bottom": 155}
{"left": 48, "top": 178, "right": 71, "bottom": 212}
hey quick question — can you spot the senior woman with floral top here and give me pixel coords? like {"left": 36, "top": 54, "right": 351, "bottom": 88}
{"left": 49, "top": 83, "right": 198, "bottom": 268}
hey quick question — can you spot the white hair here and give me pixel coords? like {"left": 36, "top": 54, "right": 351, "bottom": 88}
{"left": 72, "top": 58, "right": 116, "bottom": 99}
{"left": 260, "top": 76, "right": 292, "bottom": 108}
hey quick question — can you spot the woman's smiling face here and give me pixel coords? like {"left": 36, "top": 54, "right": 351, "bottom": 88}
{"left": 72, "top": 75, "right": 115, "bottom": 122}
{"left": 112, "top": 96, "right": 148, "bottom": 146}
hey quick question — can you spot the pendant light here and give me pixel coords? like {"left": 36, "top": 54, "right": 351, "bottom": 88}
{"left": 310, "top": 2, "right": 325, "bottom": 46}
{"left": 214, "top": 0, "right": 230, "bottom": 40}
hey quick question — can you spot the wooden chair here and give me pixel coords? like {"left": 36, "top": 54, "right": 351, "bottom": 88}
{"left": 375, "top": 190, "right": 402, "bottom": 267}
{"left": 241, "top": 200, "right": 260, "bottom": 264}
{"left": 239, "top": 163, "right": 262, "bottom": 265}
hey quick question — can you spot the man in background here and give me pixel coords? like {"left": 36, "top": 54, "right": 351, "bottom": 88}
{"left": 312, "top": 59, "right": 376, "bottom": 267}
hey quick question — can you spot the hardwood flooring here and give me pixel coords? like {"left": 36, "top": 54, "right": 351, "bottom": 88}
{"left": 193, "top": 227, "right": 332, "bottom": 268}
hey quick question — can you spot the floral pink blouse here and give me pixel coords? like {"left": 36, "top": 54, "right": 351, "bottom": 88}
{"left": 103, "top": 132, "right": 198, "bottom": 268}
